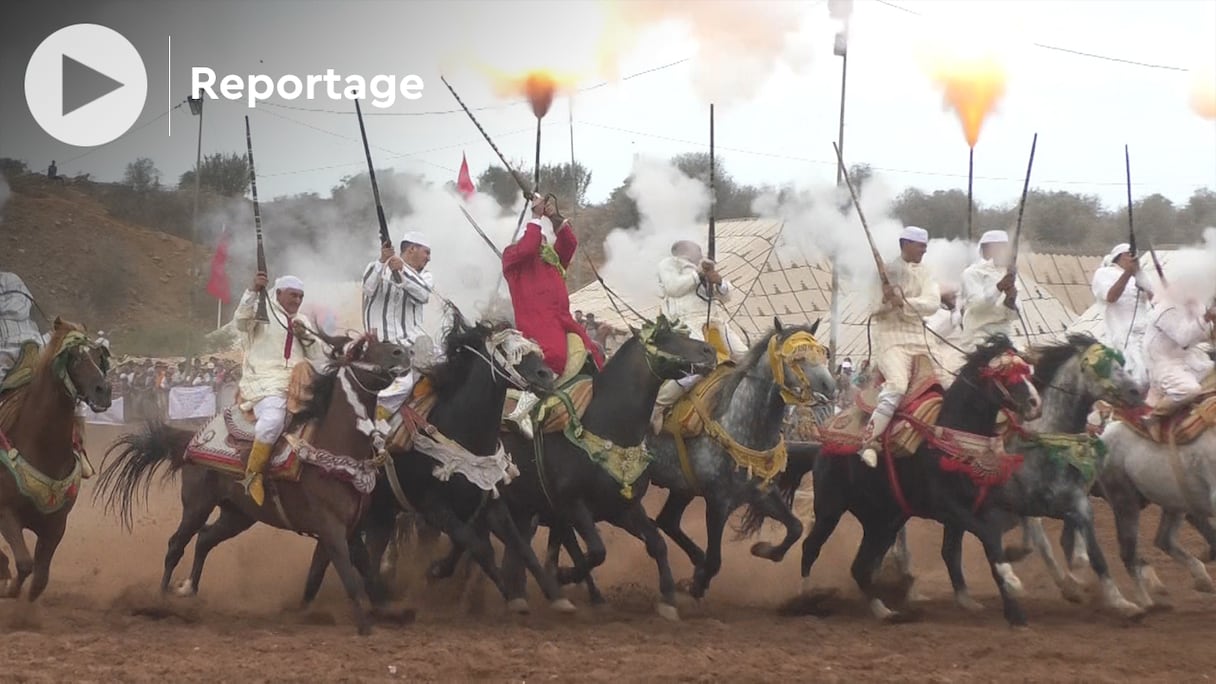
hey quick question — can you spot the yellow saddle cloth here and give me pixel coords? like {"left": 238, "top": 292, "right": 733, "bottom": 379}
{"left": 662, "top": 362, "right": 736, "bottom": 438}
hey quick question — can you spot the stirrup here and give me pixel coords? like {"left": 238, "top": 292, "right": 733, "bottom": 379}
{"left": 860, "top": 446, "right": 879, "bottom": 468}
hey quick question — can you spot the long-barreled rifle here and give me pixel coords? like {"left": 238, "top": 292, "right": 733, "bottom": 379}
{"left": 244, "top": 116, "right": 269, "bottom": 323}
{"left": 354, "top": 99, "right": 400, "bottom": 283}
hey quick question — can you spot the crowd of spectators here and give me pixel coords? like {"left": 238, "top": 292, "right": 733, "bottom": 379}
{"left": 110, "top": 356, "right": 241, "bottom": 421}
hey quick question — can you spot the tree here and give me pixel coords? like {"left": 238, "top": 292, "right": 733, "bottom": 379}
{"left": 477, "top": 163, "right": 527, "bottom": 211}
{"left": 538, "top": 162, "right": 592, "bottom": 208}
{"left": 177, "top": 152, "right": 250, "bottom": 197}
{"left": 123, "top": 157, "right": 160, "bottom": 193}
{"left": 669, "top": 152, "right": 760, "bottom": 220}
{"left": 0, "top": 157, "right": 29, "bottom": 180}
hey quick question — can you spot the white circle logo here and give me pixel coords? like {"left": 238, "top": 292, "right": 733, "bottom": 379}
{"left": 24, "top": 24, "right": 148, "bottom": 147}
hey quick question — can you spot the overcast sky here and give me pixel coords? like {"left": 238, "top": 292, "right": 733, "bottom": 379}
{"left": 2, "top": 0, "right": 1214, "bottom": 213}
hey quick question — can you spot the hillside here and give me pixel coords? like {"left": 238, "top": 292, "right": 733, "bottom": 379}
{"left": 0, "top": 175, "right": 215, "bottom": 354}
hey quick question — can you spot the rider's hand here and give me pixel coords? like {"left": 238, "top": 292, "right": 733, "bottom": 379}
{"left": 380, "top": 245, "right": 394, "bottom": 263}
{"left": 252, "top": 272, "right": 268, "bottom": 292}
{"left": 997, "top": 273, "right": 1016, "bottom": 292}
{"left": 387, "top": 255, "right": 405, "bottom": 272}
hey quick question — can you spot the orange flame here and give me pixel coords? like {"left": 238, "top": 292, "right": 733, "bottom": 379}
{"left": 927, "top": 54, "right": 1007, "bottom": 147}
{"left": 487, "top": 68, "right": 581, "bottom": 119}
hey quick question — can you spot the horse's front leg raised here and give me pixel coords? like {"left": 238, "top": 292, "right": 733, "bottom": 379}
{"left": 747, "top": 487, "right": 805, "bottom": 564}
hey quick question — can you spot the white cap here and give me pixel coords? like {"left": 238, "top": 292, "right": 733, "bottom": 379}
{"left": 1103, "top": 242, "right": 1132, "bottom": 267}
{"left": 274, "top": 275, "right": 304, "bottom": 292}
{"left": 401, "top": 231, "right": 430, "bottom": 249}
{"left": 841, "top": 360, "right": 853, "bottom": 369}
{"left": 899, "top": 226, "right": 929, "bottom": 244}
{"left": 979, "top": 230, "right": 1009, "bottom": 245}
{"left": 97, "top": 330, "right": 105, "bottom": 336}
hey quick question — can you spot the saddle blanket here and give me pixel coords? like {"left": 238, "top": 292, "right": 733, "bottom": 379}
{"left": 501, "top": 377, "right": 595, "bottom": 435}
{"left": 662, "top": 362, "right": 735, "bottom": 438}
{"left": 183, "top": 407, "right": 303, "bottom": 482}
{"left": 819, "top": 393, "right": 943, "bottom": 459}
{"left": 1117, "top": 394, "right": 1216, "bottom": 446}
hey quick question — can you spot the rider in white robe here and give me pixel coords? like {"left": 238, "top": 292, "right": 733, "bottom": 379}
{"left": 1142, "top": 290, "right": 1216, "bottom": 411}
{"left": 1091, "top": 242, "right": 1153, "bottom": 386}
{"left": 362, "top": 231, "right": 432, "bottom": 419}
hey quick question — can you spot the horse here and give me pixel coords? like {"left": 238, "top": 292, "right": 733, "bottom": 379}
{"left": 306, "top": 313, "right": 576, "bottom": 614}
{"left": 0, "top": 318, "right": 111, "bottom": 600}
{"left": 929, "top": 335, "right": 1146, "bottom": 617}
{"left": 1092, "top": 374, "right": 1216, "bottom": 609}
{"left": 798, "top": 335, "right": 1043, "bottom": 625}
{"left": 644, "top": 319, "right": 835, "bottom": 599}
{"left": 498, "top": 316, "right": 717, "bottom": 619}
{"left": 95, "top": 333, "right": 409, "bottom": 635}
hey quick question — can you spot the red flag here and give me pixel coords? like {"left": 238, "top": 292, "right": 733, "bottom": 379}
{"left": 457, "top": 152, "right": 475, "bottom": 200}
{"left": 206, "top": 227, "right": 232, "bottom": 304}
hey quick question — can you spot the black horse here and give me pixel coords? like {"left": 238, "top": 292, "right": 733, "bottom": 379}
{"left": 798, "top": 336, "right": 1042, "bottom": 626}
{"left": 300, "top": 312, "right": 572, "bottom": 613}
{"left": 498, "top": 316, "right": 716, "bottom": 619}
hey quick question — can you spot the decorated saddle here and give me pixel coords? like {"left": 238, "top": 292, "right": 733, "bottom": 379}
{"left": 820, "top": 355, "right": 943, "bottom": 459}
{"left": 1116, "top": 372, "right": 1216, "bottom": 447}
{"left": 184, "top": 406, "right": 305, "bottom": 483}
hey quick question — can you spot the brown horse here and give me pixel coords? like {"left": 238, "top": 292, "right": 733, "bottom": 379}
{"left": 96, "top": 333, "right": 408, "bottom": 635}
{"left": 0, "top": 317, "right": 112, "bottom": 600}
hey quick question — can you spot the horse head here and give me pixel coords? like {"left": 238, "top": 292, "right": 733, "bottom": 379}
{"left": 48, "top": 317, "right": 112, "bottom": 412}
{"left": 336, "top": 331, "right": 410, "bottom": 393}
{"left": 1074, "top": 337, "right": 1143, "bottom": 409}
{"left": 963, "top": 334, "right": 1042, "bottom": 422}
{"left": 768, "top": 316, "right": 832, "bottom": 407}
{"left": 485, "top": 327, "right": 556, "bottom": 394}
{"left": 634, "top": 315, "right": 717, "bottom": 380}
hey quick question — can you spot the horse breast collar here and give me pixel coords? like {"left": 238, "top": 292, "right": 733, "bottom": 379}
{"left": 0, "top": 428, "right": 80, "bottom": 514}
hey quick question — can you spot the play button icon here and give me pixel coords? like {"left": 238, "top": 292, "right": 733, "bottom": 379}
{"left": 25, "top": 24, "right": 148, "bottom": 147}
{"left": 62, "top": 55, "right": 126, "bottom": 117}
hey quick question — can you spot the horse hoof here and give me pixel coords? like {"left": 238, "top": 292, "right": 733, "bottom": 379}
{"left": 777, "top": 588, "right": 837, "bottom": 617}
{"left": 550, "top": 598, "right": 576, "bottom": 614}
{"left": 1194, "top": 577, "right": 1216, "bottom": 594}
{"left": 1113, "top": 600, "right": 1146, "bottom": 621}
{"left": 656, "top": 602, "right": 680, "bottom": 622}
{"left": 506, "top": 598, "right": 530, "bottom": 615}
{"left": 954, "top": 593, "right": 984, "bottom": 613}
{"left": 172, "top": 579, "right": 195, "bottom": 598}
{"left": 1059, "top": 580, "right": 1086, "bottom": 604}
{"left": 357, "top": 622, "right": 373, "bottom": 637}
{"left": 905, "top": 583, "right": 929, "bottom": 604}
{"left": 750, "top": 541, "right": 783, "bottom": 562}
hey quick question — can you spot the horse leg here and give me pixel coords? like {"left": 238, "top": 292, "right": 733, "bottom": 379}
{"left": 1022, "top": 517, "right": 1085, "bottom": 604}
{"left": 161, "top": 486, "right": 216, "bottom": 594}
{"left": 945, "top": 502, "right": 1027, "bottom": 626}
{"left": 301, "top": 542, "right": 330, "bottom": 608}
{"left": 0, "top": 546, "right": 10, "bottom": 593}
{"left": 500, "top": 511, "right": 536, "bottom": 607}
{"left": 315, "top": 518, "right": 373, "bottom": 635}
{"left": 184, "top": 506, "right": 256, "bottom": 596}
{"left": 1184, "top": 512, "right": 1216, "bottom": 562}
{"left": 689, "top": 497, "right": 730, "bottom": 600}
{"left": 485, "top": 500, "right": 574, "bottom": 613}
{"left": 423, "top": 505, "right": 510, "bottom": 607}
{"left": 27, "top": 515, "right": 67, "bottom": 601}
{"left": 654, "top": 490, "right": 705, "bottom": 570}
{"left": 550, "top": 523, "right": 606, "bottom": 605}
{"left": 851, "top": 521, "right": 905, "bottom": 623}
{"left": 0, "top": 511, "right": 33, "bottom": 598}
{"left": 799, "top": 506, "right": 843, "bottom": 595}
{"left": 612, "top": 502, "right": 680, "bottom": 621}
{"left": 1155, "top": 510, "right": 1215, "bottom": 594}
{"left": 942, "top": 524, "right": 982, "bottom": 611}
{"left": 1067, "top": 498, "right": 1143, "bottom": 618}
{"left": 747, "top": 487, "right": 804, "bottom": 563}
{"left": 1003, "top": 517, "right": 1036, "bottom": 562}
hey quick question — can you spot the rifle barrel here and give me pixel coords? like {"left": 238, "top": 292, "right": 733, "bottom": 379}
{"left": 244, "top": 116, "right": 269, "bottom": 323}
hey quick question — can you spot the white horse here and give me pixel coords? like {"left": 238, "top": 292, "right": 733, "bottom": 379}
{"left": 1098, "top": 411, "right": 1216, "bottom": 608}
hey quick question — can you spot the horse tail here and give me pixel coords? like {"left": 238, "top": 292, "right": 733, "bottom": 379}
{"left": 734, "top": 441, "right": 820, "bottom": 539}
{"left": 93, "top": 422, "right": 194, "bottom": 530}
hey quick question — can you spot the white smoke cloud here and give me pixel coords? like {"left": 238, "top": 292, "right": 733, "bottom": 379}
{"left": 601, "top": 0, "right": 822, "bottom": 106}
{"left": 599, "top": 156, "right": 710, "bottom": 304}
{"left": 1158, "top": 227, "right": 1216, "bottom": 306}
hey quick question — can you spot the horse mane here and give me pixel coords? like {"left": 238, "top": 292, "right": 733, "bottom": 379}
{"left": 1028, "top": 333, "right": 1098, "bottom": 390}
{"left": 715, "top": 328, "right": 780, "bottom": 411}
{"left": 423, "top": 305, "right": 494, "bottom": 394}
{"left": 957, "top": 334, "right": 1018, "bottom": 381}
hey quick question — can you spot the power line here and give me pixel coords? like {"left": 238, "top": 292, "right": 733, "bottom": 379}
{"left": 873, "top": 0, "right": 1192, "bottom": 72}
{"left": 259, "top": 58, "right": 691, "bottom": 117}
{"left": 61, "top": 99, "right": 190, "bottom": 167}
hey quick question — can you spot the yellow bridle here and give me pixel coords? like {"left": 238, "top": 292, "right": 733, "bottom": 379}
{"left": 768, "top": 330, "right": 827, "bottom": 405}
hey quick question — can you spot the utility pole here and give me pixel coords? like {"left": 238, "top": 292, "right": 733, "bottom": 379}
{"left": 829, "top": 0, "right": 852, "bottom": 368}
{"left": 188, "top": 96, "right": 205, "bottom": 349}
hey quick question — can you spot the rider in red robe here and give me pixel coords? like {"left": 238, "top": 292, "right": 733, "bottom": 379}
{"left": 502, "top": 194, "right": 604, "bottom": 436}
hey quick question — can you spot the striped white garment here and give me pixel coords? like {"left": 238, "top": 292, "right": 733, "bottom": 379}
{"left": 0, "top": 271, "right": 43, "bottom": 375}
{"left": 871, "top": 257, "right": 942, "bottom": 352}
{"left": 361, "top": 260, "right": 432, "bottom": 346}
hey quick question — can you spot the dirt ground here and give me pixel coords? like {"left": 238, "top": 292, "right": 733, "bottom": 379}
{"left": 4, "top": 425, "right": 1216, "bottom": 682}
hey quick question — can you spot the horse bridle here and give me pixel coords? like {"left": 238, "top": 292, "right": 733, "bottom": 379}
{"left": 53, "top": 331, "right": 110, "bottom": 407}
{"left": 637, "top": 317, "right": 704, "bottom": 379}
{"left": 461, "top": 329, "right": 543, "bottom": 392}
{"left": 767, "top": 330, "right": 828, "bottom": 406}
{"left": 979, "top": 351, "right": 1037, "bottom": 414}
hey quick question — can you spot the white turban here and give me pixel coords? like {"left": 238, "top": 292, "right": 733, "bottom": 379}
{"left": 1103, "top": 243, "right": 1132, "bottom": 267}
{"left": 401, "top": 231, "right": 430, "bottom": 249}
{"left": 274, "top": 275, "right": 304, "bottom": 292}
{"left": 900, "top": 226, "right": 929, "bottom": 244}
{"left": 979, "top": 230, "right": 1009, "bottom": 245}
